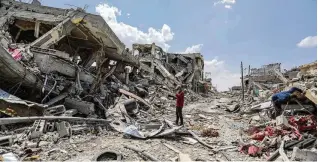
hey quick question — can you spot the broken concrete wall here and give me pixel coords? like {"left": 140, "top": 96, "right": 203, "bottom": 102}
{"left": 166, "top": 52, "right": 205, "bottom": 92}
{"left": 0, "top": 0, "right": 139, "bottom": 115}
{"left": 131, "top": 43, "right": 206, "bottom": 91}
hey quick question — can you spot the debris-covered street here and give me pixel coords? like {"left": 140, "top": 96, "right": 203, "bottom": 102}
{"left": 0, "top": 0, "right": 317, "bottom": 161}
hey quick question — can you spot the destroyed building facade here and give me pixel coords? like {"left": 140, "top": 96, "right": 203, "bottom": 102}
{"left": 0, "top": 0, "right": 208, "bottom": 118}
{"left": 0, "top": 1, "right": 316, "bottom": 161}
{"left": 132, "top": 43, "right": 205, "bottom": 92}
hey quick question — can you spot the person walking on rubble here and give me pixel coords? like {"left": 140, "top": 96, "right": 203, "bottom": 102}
{"left": 175, "top": 85, "right": 185, "bottom": 126}
{"left": 271, "top": 87, "right": 305, "bottom": 119}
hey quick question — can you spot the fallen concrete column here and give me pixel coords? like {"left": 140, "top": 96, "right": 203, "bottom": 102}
{"left": 8, "top": 10, "right": 66, "bottom": 25}
{"left": 30, "top": 46, "right": 71, "bottom": 61}
{"left": 153, "top": 59, "right": 180, "bottom": 85}
{"left": 45, "top": 92, "right": 69, "bottom": 106}
{"left": 64, "top": 98, "right": 95, "bottom": 115}
{"left": 0, "top": 116, "right": 110, "bottom": 125}
{"left": 30, "top": 18, "right": 76, "bottom": 48}
{"left": 33, "top": 54, "right": 95, "bottom": 83}
{"left": 118, "top": 89, "right": 152, "bottom": 109}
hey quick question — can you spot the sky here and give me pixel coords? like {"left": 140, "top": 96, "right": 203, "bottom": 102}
{"left": 32, "top": 0, "right": 317, "bottom": 91}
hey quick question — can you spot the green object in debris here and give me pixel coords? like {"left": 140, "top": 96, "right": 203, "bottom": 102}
{"left": 254, "top": 89, "right": 259, "bottom": 96}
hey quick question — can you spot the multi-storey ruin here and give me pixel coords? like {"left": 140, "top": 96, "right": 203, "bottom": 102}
{"left": 0, "top": 0, "right": 208, "bottom": 117}
{"left": 0, "top": 1, "right": 316, "bottom": 161}
{"left": 132, "top": 43, "right": 205, "bottom": 92}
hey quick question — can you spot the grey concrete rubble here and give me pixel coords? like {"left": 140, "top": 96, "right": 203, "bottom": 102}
{"left": 0, "top": 0, "right": 316, "bottom": 161}
{"left": 29, "top": 120, "right": 46, "bottom": 139}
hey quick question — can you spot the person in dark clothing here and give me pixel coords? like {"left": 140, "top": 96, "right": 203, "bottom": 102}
{"left": 271, "top": 87, "right": 304, "bottom": 119}
{"left": 175, "top": 86, "right": 185, "bottom": 126}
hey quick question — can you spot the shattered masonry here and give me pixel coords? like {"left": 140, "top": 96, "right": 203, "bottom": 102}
{"left": 0, "top": 0, "right": 316, "bottom": 161}
{"left": 132, "top": 43, "right": 205, "bottom": 91}
{"left": 0, "top": 0, "right": 206, "bottom": 99}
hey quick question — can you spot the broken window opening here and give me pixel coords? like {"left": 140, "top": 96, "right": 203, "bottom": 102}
{"left": 154, "top": 68, "right": 161, "bottom": 75}
{"left": 142, "top": 62, "right": 151, "bottom": 67}
{"left": 8, "top": 19, "right": 54, "bottom": 44}
{"left": 171, "top": 57, "right": 178, "bottom": 64}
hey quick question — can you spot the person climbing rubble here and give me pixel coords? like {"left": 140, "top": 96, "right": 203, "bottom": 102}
{"left": 270, "top": 87, "right": 305, "bottom": 119}
{"left": 175, "top": 85, "right": 184, "bottom": 126}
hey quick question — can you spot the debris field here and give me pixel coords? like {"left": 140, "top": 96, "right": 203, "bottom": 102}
{"left": 0, "top": 0, "right": 316, "bottom": 161}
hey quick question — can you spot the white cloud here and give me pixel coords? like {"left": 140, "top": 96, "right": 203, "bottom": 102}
{"left": 297, "top": 36, "right": 317, "bottom": 48}
{"left": 224, "top": 5, "right": 232, "bottom": 9}
{"left": 182, "top": 45, "right": 240, "bottom": 91}
{"left": 214, "top": 0, "right": 236, "bottom": 6}
{"left": 127, "top": 13, "right": 130, "bottom": 16}
{"left": 204, "top": 58, "right": 240, "bottom": 91}
{"left": 96, "top": 3, "right": 174, "bottom": 51}
{"left": 184, "top": 44, "right": 203, "bottom": 53}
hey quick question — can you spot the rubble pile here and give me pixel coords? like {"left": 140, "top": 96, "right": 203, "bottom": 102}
{"left": 0, "top": 0, "right": 217, "bottom": 161}
{"left": 0, "top": 0, "right": 316, "bottom": 161}
{"left": 229, "top": 61, "right": 317, "bottom": 161}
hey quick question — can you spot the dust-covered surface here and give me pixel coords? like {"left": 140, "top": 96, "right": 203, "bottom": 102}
{"left": 0, "top": 0, "right": 316, "bottom": 161}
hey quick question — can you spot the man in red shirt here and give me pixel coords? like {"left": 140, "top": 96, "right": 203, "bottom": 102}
{"left": 175, "top": 86, "right": 184, "bottom": 126}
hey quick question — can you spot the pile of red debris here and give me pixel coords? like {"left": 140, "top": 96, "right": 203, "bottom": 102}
{"left": 239, "top": 114, "right": 317, "bottom": 160}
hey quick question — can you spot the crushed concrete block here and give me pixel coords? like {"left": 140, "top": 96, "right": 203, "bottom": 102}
{"left": 29, "top": 120, "right": 46, "bottom": 139}
{"left": 56, "top": 121, "right": 72, "bottom": 137}
{"left": 45, "top": 122, "right": 56, "bottom": 132}
{"left": 44, "top": 105, "right": 66, "bottom": 116}
{"left": 291, "top": 147, "right": 317, "bottom": 161}
{"left": 276, "top": 115, "right": 288, "bottom": 126}
{"left": 64, "top": 98, "right": 95, "bottom": 115}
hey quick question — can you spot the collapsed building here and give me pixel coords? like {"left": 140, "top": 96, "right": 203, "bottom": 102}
{"left": 0, "top": 0, "right": 135, "bottom": 117}
{"left": 0, "top": 2, "right": 216, "bottom": 160}
{"left": 0, "top": 0, "right": 209, "bottom": 119}
{"left": 132, "top": 43, "right": 205, "bottom": 92}
{"left": 0, "top": 1, "right": 316, "bottom": 161}
{"left": 243, "top": 62, "right": 316, "bottom": 95}
{"left": 232, "top": 61, "right": 317, "bottom": 118}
